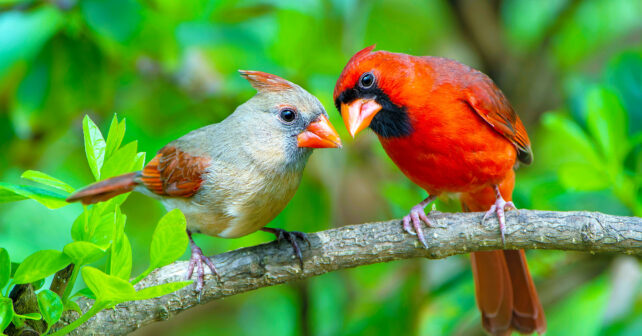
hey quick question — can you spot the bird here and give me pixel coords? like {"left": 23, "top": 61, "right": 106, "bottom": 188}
{"left": 333, "top": 46, "right": 545, "bottom": 335}
{"left": 67, "top": 70, "right": 342, "bottom": 292}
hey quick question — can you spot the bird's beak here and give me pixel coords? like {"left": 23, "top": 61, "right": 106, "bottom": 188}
{"left": 297, "top": 114, "right": 342, "bottom": 148}
{"left": 340, "top": 98, "right": 382, "bottom": 137}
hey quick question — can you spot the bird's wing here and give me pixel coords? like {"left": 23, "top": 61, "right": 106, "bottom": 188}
{"left": 140, "top": 146, "right": 210, "bottom": 197}
{"left": 463, "top": 76, "right": 533, "bottom": 165}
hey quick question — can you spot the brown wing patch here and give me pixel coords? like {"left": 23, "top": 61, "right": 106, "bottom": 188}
{"left": 464, "top": 76, "right": 533, "bottom": 165}
{"left": 141, "top": 146, "right": 210, "bottom": 197}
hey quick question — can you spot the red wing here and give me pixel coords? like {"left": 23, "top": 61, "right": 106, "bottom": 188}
{"left": 464, "top": 77, "right": 533, "bottom": 165}
{"left": 140, "top": 146, "right": 210, "bottom": 197}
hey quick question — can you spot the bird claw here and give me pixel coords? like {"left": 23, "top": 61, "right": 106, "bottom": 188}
{"left": 482, "top": 194, "right": 516, "bottom": 245}
{"left": 186, "top": 233, "right": 220, "bottom": 295}
{"left": 402, "top": 204, "right": 433, "bottom": 249}
{"left": 263, "top": 227, "right": 310, "bottom": 270}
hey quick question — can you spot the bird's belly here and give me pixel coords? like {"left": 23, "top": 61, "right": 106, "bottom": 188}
{"left": 380, "top": 130, "right": 516, "bottom": 195}
{"left": 164, "top": 169, "right": 302, "bottom": 239}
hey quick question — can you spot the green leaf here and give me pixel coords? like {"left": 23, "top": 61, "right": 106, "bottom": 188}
{"left": 83, "top": 115, "right": 106, "bottom": 181}
{"left": 63, "top": 241, "right": 106, "bottom": 266}
{"left": 542, "top": 113, "right": 603, "bottom": 166}
{"left": 20, "top": 170, "right": 74, "bottom": 193}
{"left": 71, "top": 201, "right": 117, "bottom": 248}
{"left": 0, "top": 297, "right": 13, "bottom": 332}
{"left": 134, "top": 281, "right": 192, "bottom": 300}
{"left": 63, "top": 300, "right": 82, "bottom": 314}
{"left": 559, "top": 162, "right": 611, "bottom": 191}
{"left": 72, "top": 288, "right": 96, "bottom": 300}
{"left": 548, "top": 275, "right": 610, "bottom": 336}
{"left": 0, "top": 6, "right": 63, "bottom": 77}
{"left": 81, "top": 267, "right": 136, "bottom": 303}
{"left": 133, "top": 152, "right": 146, "bottom": 171}
{"left": 104, "top": 114, "right": 126, "bottom": 160}
{"left": 37, "top": 289, "right": 63, "bottom": 326}
{"left": 0, "top": 248, "right": 9, "bottom": 289}
{"left": 109, "top": 209, "right": 132, "bottom": 280}
{"left": 32, "top": 278, "right": 45, "bottom": 290}
{"left": 0, "top": 182, "right": 69, "bottom": 209}
{"left": 15, "top": 312, "right": 41, "bottom": 320}
{"left": 101, "top": 141, "right": 138, "bottom": 179}
{"left": 149, "top": 209, "right": 188, "bottom": 270}
{"left": 13, "top": 250, "right": 71, "bottom": 284}
{"left": 81, "top": 0, "right": 143, "bottom": 43}
{"left": 586, "top": 87, "right": 629, "bottom": 163}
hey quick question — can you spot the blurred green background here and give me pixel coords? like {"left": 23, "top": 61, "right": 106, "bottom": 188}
{"left": 1, "top": 0, "right": 641, "bottom": 335}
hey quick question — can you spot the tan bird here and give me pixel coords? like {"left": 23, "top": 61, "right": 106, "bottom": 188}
{"left": 67, "top": 71, "right": 342, "bottom": 291}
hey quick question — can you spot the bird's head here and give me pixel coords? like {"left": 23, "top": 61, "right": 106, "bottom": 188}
{"left": 333, "top": 45, "right": 413, "bottom": 139}
{"left": 236, "top": 70, "right": 342, "bottom": 167}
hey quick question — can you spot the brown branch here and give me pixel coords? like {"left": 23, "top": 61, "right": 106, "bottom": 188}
{"left": 54, "top": 210, "right": 641, "bottom": 335}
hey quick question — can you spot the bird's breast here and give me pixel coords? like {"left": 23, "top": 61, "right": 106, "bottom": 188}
{"left": 378, "top": 104, "right": 516, "bottom": 195}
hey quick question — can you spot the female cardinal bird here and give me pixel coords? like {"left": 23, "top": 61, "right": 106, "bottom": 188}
{"left": 68, "top": 71, "right": 342, "bottom": 291}
{"left": 334, "top": 46, "right": 545, "bottom": 335}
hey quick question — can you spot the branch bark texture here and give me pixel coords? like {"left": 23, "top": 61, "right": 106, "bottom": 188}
{"left": 56, "top": 210, "right": 642, "bottom": 335}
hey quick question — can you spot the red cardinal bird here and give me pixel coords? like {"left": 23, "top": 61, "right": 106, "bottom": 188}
{"left": 68, "top": 71, "right": 342, "bottom": 291}
{"left": 334, "top": 46, "right": 545, "bottom": 335}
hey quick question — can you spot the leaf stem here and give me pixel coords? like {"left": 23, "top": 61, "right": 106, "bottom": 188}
{"left": 130, "top": 268, "right": 152, "bottom": 286}
{"left": 62, "top": 265, "right": 79, "bottom": 303}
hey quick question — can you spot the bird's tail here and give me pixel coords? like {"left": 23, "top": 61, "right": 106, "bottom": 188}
{"left": 66, "top": 172, "right": 139, "bottom": 205}
{"left": 460, "top": 171, "right": 546, "bottom": 336}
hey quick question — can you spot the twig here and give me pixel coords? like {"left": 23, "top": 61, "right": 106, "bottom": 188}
{"left": 53, "top": 210, "right": 642, "bottom": 335}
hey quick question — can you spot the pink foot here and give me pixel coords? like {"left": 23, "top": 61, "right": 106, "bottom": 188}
{"left": 402, "top": 196, "right": 436, "bottom": 248}
{"left": 186, "top": 230, "right": 219, "bottom": 294}
{"left": 482, "top": 186, "right": 516, "bottom": 244}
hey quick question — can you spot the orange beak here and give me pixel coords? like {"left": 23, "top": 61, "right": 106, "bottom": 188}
{"left": 340, "top": 98, "right": 382, "bottom": 137}
{"left": 297, "top": 114, "right": 342, "bottom": 148}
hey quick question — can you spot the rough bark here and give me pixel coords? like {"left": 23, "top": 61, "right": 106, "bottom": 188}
{"left": 53, "top": 210, "right": 642, "bottom": 335}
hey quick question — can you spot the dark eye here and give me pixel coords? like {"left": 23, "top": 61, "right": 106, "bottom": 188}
{"left": 359, "top": 72, "right": 375, "bottom": 89}
{"left": 279, "top": 108, "right": 297, "bottom": 123}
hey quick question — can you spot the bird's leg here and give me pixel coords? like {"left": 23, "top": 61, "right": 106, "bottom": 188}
{"left": 402, "top": 195, "right": 437, "bottom": 248}
{"left": 185, "top": 230, "right": 220, "bottom": 293}
{"left": 261, "top": 227, "right": 311, "bottom": 270}
{"left": 482, "top": 185, "right": 516, "bottom": 245}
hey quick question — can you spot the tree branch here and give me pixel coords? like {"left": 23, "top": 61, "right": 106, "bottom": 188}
{"left": 55, "top": 210, "right": 641, "bottom": 335}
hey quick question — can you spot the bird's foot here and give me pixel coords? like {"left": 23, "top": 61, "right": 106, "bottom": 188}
{"left": 402, "top": 196, "right": 437, "bottom": 248}
{"left": 261, "top": 227, "right": 311, "bottom": 270}
{"left": 482, "top": 188, "right": 516, "bottom": 245}
{"left": 186, "top": 232, "right": 219, "bottom": 294}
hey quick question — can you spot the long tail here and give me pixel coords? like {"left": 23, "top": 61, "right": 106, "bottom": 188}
{"left": 66, "top": 172, "right": 139, "bottom": 205}
{"left": 460, "top": 171, "right": 546, "bottom": 335}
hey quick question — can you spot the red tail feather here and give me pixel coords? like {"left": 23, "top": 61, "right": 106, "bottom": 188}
{"left": 66, "top": 172, "right": 138, "bottom": 205}
{"left": 462, "top": 174, "right": 546, "bottom": 336}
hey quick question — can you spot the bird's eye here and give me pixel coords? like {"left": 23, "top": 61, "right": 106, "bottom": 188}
{"left": 359, "top": 72, "right": 375, "bottom": 89}
{"left": 279, "top": 108, "right": 297, "bottom": 123}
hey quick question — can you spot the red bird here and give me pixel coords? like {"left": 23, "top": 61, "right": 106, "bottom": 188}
{"left": 334, "top": 46, "right": 545, "bottom": 335}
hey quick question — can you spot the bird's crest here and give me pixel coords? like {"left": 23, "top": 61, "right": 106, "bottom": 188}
{"left": 239, "top": 70, "right": 295, "bottom": 92}
{"left": 346, "top": 45, "right": 376, "bottom": 67}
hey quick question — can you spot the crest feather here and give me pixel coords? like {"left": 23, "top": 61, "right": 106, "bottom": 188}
{"left": 239, "top": 70, "right": 295, "bottom": 92}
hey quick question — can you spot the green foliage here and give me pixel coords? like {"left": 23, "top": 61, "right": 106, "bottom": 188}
{"left": 0, "top": 115, "right": 190, "bottom": 334}
{"left": 13, "top": 250, "right": 70, "bottom": 285}
{"left": 82, "top": 115, "right": 106, "bottom": 181}
{"left": 133, "top": 209, "right": 189, "bottom": 284}
{"left": 0, "top": 1, "right": 640, "bottom": 335}
{"left": 37, "top": 290, "right": 63, "bottom": 334}
{"left": 540, "top": 72, "right": 642, "bottom": 215}
{"left": 548, "top": 275, "right": 611, "bottom": 335}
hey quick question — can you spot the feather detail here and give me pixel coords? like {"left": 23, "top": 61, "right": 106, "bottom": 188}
{"left": 463, "top": 77, "right": 533, "bottom": 165}
{"left": 141, "top": 146, "right": 210, "bottom": 198}
{"left": 239, "top": 70, "right": 295, "bottom": 92}
{"left": 66, "top": 172, "right": 137, "bottom": 205}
